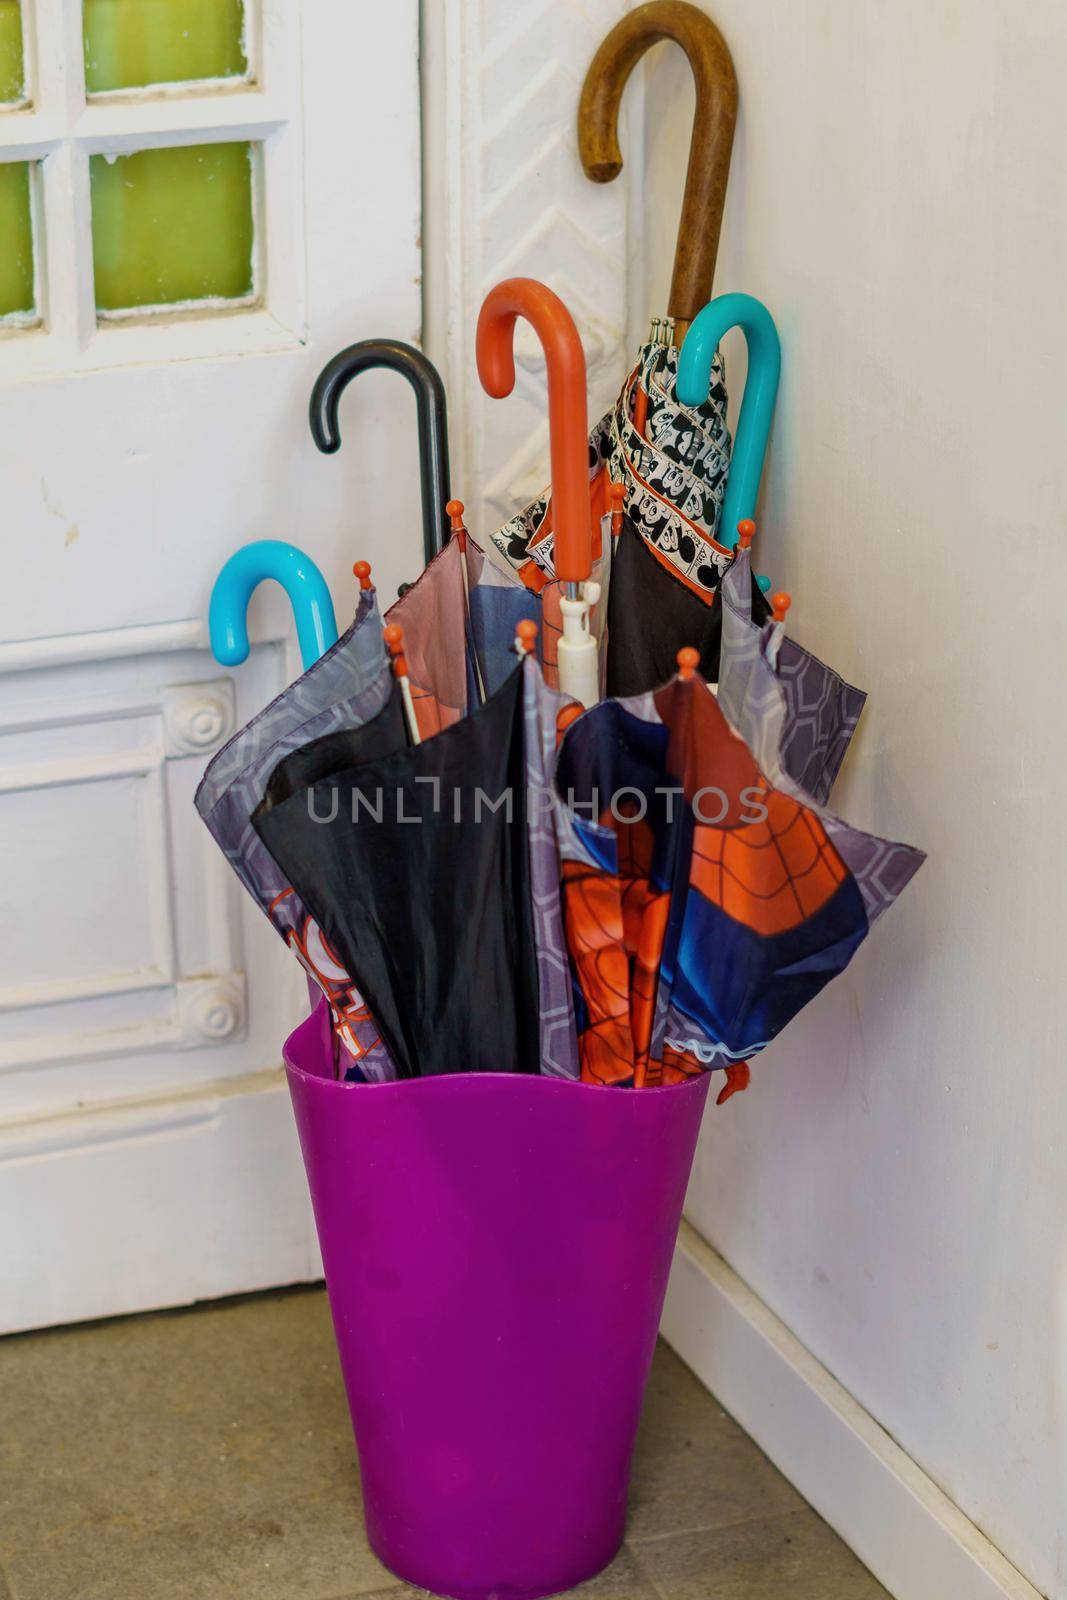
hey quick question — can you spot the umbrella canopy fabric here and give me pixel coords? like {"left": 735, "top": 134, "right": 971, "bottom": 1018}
{"left": 195, "top": 584, "right": 401, "bottom": 1080}
{"left": 252, "top": 662, "right": 541, "bottom": 1080}
{"left": 489, "top": 329, "right": 772, "bottom": 698}
{"left": 717, "top": 544, "right": 867, "bottom": 807}
{"left": 607, "top": 510, "right": 769, "bottom": 698}
{"left": 553, "top": 664, "right": 923, "bottom": 1091}
{"left": 522, "top": 659, "right": 582, "bottom": 1078}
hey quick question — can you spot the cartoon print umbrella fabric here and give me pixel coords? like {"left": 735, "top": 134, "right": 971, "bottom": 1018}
{"left": 197, "top": 554, "right": 401, "bottom": 1081}
{"left": 554, "top": 649, "right": 924, "bottom": 1095}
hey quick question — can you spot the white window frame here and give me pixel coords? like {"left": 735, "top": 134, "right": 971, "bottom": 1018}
{"left": 0, "top": 0, "right": 304, "bottom": 377}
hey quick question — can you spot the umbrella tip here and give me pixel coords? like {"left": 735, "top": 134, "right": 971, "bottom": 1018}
{"left": 383, "top": 622, "right": 409, "bottom": 678}
{"left": 771, "top": 592, "right": 792, "bottom": 624}
{"left": 446, "top": 499, "right": 467, "bottom": 550}
{"left": 515, "top": 619, "right": 538, "bottom": 655}
{"left": 353, "top": 560, "right": 372, "bottom": 590}
{"left": 556, "top": 702, "right": 584, "bottom": 740}
{"left": 609, "top": 479, "right": 625, "bottom": 537}
{"left": 677, "top": 647, "right": 700, "bottom": 681}
{"left": 736, "top": 519, "right": 756, "bottom": 550}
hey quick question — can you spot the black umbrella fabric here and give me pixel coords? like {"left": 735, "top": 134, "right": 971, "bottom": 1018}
{"left": 606, "top": 510, "right": 770, "bottom": 697}
{"left": 259, "top": 683, "right": 408, "bottom": 811}
{"left": 252, "top": 664, "right": 540, "bottom": 1080}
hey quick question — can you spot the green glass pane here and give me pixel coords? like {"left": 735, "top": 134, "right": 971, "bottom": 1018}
{"left": 84, "top": 0, "right": 247, "bottom": 94}
{"left": 0, "top": 1, "right": 25, "bottom": 104}
{"left": 0, "top": 162, "right": 34, "bottom": 315}
{"left": 90, "top": 141, "right": 255, "bottom": 313}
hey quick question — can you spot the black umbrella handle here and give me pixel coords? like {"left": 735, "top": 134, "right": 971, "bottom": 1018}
{"left": 309, "top": 339, "right": 451, "bottom": 567}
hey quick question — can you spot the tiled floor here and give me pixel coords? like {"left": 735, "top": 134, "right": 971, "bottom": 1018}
{"left": 0, "top": 1286, "right": 888, "bottom": 1599}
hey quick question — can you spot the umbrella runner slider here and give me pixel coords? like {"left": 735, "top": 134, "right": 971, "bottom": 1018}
{"left": 383, "top": 622, "right": 421, "bottom": 746}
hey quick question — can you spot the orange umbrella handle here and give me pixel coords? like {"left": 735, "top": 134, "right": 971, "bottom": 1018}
{"left": 578, "top": 1, "right": 738, "bottom": 340}
{"left": 476, "top": 278, "right": 591, "bottom": 588}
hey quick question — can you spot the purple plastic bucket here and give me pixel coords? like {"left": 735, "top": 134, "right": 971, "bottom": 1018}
{"left": 284, "top": 1001, "right": 709, "bottom": 1600}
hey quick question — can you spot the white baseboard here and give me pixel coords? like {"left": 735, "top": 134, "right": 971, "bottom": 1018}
{"left": 661, "top": 1222, "right": 1040, "bottom": 1600}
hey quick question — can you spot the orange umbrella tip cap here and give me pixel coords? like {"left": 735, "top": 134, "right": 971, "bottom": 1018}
{"left": 677, "top": 647, "right": 700, "bottom": 680}
{"left": 736, "top": 519, "right": 756, "bottom": 549}
{"left": 772, "top": 592, "right": 792, "bottom": 624}
{"left": 556, "top": 702, "right": 584, "bottom": 735}
{"left": 446, "top": 499, "right": 466, "bottom": 528}
{"left": 608, "top": 479, "right": 626, "bottom": 535}
{"left": 383, "top": 623, "right": 409, "bottom": 677}
{"left": 353, "top": 560, "right": 372, "bottom": 590}
{"left": 515, "top": 619, "right": 538, "bottom": 652}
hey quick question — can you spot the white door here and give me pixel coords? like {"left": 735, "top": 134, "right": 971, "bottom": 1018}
{"left": 0, "top": 0, "right": 423, "bottom": 1332}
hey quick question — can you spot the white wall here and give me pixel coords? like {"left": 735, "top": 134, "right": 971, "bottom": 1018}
{"left": 640, "top": 4, "right": 1067, "bottom": 1595}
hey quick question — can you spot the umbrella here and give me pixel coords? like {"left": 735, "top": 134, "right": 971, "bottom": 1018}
{"left": 477, "top": 277, "right": 602, "bottom": 707}
{"left": 199, "top": 339, "right": 465, "bottom": 1077}
{"left": 367, "top": 278, "right": 613, "bottom": 719}
{"left": 199, "top": 543, "right": 400, "bottom": 1079}
{"left": 605, "top": 293, "right": 780, "bottom": 695}
{"left": 249, "top": 626, "right": 573, "bottom": 1080}
{"left": 309, "top": 338, "right": 451, "bottom": 569}
{"left": 490, "top": 2, "right": 779, "bottom": 697}
{"left": 553, "top": 646, "right": 924, "bottom": 1096}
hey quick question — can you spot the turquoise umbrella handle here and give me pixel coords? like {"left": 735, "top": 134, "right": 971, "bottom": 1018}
{"left": 676, "top": 292, "right": 781, "bottom": 552}
{"left": 209, "top": 540, "right": 338, "bottom": 671}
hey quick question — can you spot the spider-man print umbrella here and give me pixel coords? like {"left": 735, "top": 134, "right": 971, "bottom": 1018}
{"left": 552, "top": 648, "right": 924, "bottom": 1097}
{"left": 486, "top": 4, "right": 780, "bottom": 699}
{"left": 716, "top": 526, "right": 868, "bottom": 808}
{"left": 198, "top": 547, "right": 403, "bottom": 1080}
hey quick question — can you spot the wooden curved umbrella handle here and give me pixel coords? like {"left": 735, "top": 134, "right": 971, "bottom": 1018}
{"left": 476, "top": 278, "right": 591, "bottom": 587}
{"left": 578, "top": 0, "right": 738, "bottom": 338}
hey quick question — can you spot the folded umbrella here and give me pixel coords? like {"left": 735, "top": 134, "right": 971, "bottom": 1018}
{"left": 607, "top": 293, "right": 781, "bottom": 694}
{"left": 486, "top": 1, "right": 779, "bottom": 697}
{"left": 477, "top": 277, "right": 602, "bottom": 707}
{"left": 252, "top": 628, "right": 543, "bottom": 1080}
{"left": 553, "top": 648, "right": 924, "bottom": 1094}
{"left": 198, "top": 545, "right": 400, "bottom": 1078}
